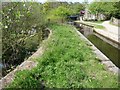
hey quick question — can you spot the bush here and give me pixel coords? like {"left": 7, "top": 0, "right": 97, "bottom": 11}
{"left": 47, "top": 6, "right": 71, "bottom": 23}
{"left": 2, "top": 2, "right": 46, "bottom": 76}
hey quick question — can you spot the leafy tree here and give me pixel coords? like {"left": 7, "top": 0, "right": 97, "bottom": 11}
{"left": 2, "top": 2, "right": 46, "bottom": 75}
{"left": 47, "top": 5, "right": 71, "bottom": 23}
{"left": 88, "top": 0, "right": 119, "bottom": 20}
{"left": 113, "top": 1, "right": 120, "bottom": 19}
{"left": 69, "top": 2, "right": 85, "bottom": 15}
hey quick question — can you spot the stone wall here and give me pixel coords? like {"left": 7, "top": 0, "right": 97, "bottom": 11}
{"left": 110, "top": 17, "right": 120, "bottom": 26}
{"left": 82, "top": 25, "right": 93, "bottom": 37}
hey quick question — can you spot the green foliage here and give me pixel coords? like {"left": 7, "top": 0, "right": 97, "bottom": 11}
{"left": 55, "top": 6, "right": 70, "bottom": 17}
{"left": 88, "top": 2, "right": 98, "bottom": 14}
{"left": 2, "top": 2, "right": 46, "bottom": 75}
{"left": 47, "top": 6, "right": 71, "bottom": 23}
{"left": 113, "top": 1, "right": 120, "bottom": 19}
{"left": 7, "top": 70, "right": 40, "bottom": 88}
{"left": 7, "top": 24, "right": 118, "bottom": 88}
{"left": 43, "top": 2, "right": 85, "bottom": 23}
{"left": 69, "top": 2, "right": 85, "bottom": 15}
{"left": 88, "top": 1, "right": 120, "bottom": 19}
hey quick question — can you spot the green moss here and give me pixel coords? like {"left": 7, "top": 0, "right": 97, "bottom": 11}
{"left": 6, "top": 24, "right": 118, "bottom": 88}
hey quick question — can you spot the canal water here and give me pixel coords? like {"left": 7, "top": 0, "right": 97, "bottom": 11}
{"left": 73, "top": 21, "right": 120, "bottom": 68}
{"left": 87, "top": 34, "right": 120, "bottom": 68}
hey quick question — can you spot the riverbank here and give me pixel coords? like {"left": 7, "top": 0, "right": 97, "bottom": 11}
{"left": 5, "top": 23, "right": 118, "bottom": 88}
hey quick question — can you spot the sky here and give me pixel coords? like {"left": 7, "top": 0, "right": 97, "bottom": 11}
{"left": 37, "top": 0, "right": 94, "bottom": 3}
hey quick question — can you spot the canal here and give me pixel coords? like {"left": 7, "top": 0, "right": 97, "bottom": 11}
{"left": 87, "top": 34, "right": 120, "bottom": 68}
{"left": 73, "top": 21, "right": 120, "bottom": 68}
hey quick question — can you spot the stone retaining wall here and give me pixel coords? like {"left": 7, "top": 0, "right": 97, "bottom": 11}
{"left": 110, "top": 17, "right": 120, "bottom": 26}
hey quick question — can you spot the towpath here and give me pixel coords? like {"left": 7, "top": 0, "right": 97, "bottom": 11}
{"left": 79, "top": 17, "right": 120, "bottom": 43}
{"left": 95, "top": 21, "right": 119, "bottom": 43}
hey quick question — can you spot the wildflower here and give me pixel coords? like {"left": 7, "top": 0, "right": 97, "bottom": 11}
{"left": 5, "top": 25, "right": 8, "bottom": 28}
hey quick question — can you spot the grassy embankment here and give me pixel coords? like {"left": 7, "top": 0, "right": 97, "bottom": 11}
{"left": 75, "top": 20, "right": 105, "bottom": 30}
{"left": 85, "top": 22, "right": 105, "bottom": 29}
{"left": 7, "top": 24, "right": 118, "bottom": 88}
{"left": 86, "top": 20, "right": 104, "bottom": 24}
{"left": 91, "top": 23, "right": 105, "bottom": 29}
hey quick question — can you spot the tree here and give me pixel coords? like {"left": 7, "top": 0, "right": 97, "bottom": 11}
{"left": 69, "top": 2, "right": 85, "bottom": 15}
{"left": 112, "top": 1, "right": 120, "bottom": 19}
{"left": 47, "top": 5, "right": 71, "bottom": 23}
{"left": 2, "top": 2, "right": 46, "bottom": 75}
{"left": 88, "top": 1, "right": 116, "bottom": 20}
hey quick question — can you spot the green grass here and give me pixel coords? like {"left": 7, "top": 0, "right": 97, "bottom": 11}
{"left": 86, "top": 20, "right": 104, "bottom": 24}
{"left": 6, "top": 23, "right": 118, "bottom": 88}
{"left": 85, "top": 23, "right": 105, "bottom": 29}
{"left": 83, "top": 21, "right": 105, "bottom": 29}
{"left": 93, "top": 24, "right": 106, "bottom": 29}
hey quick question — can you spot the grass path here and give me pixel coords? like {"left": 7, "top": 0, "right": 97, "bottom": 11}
{"left": 7, "top": 23, "right": 118, "bottom": 88}
{"left": 79, "top": 17, "right": 106, "bottom": 29}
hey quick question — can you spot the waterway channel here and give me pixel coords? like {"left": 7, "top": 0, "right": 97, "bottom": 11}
{"left": 87, "top": 34, "right": 120, "bottom": 68}
{"left": 73, "top": 20, "right": 120, "bottom": 68}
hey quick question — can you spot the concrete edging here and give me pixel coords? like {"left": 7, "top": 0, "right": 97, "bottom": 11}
{"left": 94, "top": 29, "right": 120, "bottom": 50}
{"left": 74, "top": 27, "right": 119, "bottom": 74}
